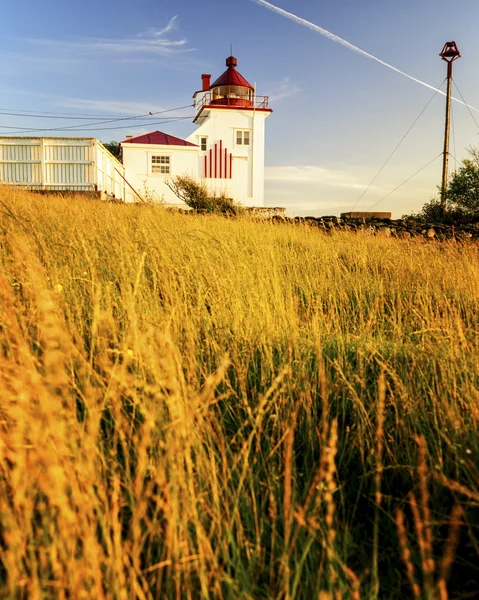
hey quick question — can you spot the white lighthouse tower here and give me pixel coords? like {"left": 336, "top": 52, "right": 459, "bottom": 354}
{"left": 187, "top": 56, "right": 272, "bottom": 207}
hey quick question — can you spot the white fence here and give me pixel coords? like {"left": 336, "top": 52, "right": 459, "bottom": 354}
{"left": 0, "top": 137, "right": 126, "bottom": 201}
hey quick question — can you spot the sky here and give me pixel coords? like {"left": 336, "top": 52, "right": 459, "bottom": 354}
{"left": 1, "top": 0, "right": 479, "bottom": 217}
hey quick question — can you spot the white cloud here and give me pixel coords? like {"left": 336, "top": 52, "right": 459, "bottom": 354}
{"left": 140, "top": 17, "right": 179, "bottom": 38}
{"left": 265, "top": 164, "right": 385, "bottom": 191}
{"left": 19, "top": 17, "right": 193, "bottom": 58}
{"left": 268, "top": 77, "right": 301, "bottom": 103}
{"left": 264, "top": 163, "right": 437, "bottom": 217}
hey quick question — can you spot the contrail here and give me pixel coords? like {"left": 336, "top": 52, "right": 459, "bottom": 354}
{"left": 250, "top": 0, "right": 479, "bottom": 113}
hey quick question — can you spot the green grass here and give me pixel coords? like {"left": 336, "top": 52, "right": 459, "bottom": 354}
{"left": 0, "top": 188, "right": 479, "bottom": 599}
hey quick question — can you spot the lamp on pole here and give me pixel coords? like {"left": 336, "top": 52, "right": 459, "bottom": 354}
{"left": 440, "top": 41, "right": 461, "bottom": 212}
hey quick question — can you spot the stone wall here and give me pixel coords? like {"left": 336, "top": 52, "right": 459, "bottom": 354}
{"left": 341, "top": 211, "right": 392, "bottom": 220}
{"left": 270, "top": 215, "right": 479, "bottom": 240}
{"left": 245, "top": 206, "right": 287, "bottom": 219}
{"left": 170, "top": 206, "right": 479, "bottom": 240}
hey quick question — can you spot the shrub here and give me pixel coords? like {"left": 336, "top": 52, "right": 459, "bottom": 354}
{"left": 405, "top": 197, "right": 467, "bottom": 224}
{"left": 407, "top": 146, "right": 479, "bottom": 223}
{"left": 166, "top": 175, "right": 243, "bottom": 215}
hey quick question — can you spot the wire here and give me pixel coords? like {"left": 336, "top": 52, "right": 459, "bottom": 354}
{"left": 0, "top": 103, "right": 193, "bottom": 121}
{"left": 0, "top": 106, "right": 140, "bottom": 117}
{"left": 0, "top": 115, "right": 192, "bottom": 132}
{"left": 0, "top": 103, "right": 194, "bottom": 133}
{"left": 0, "top": 116, "right": 194, "bottom": 136}
{"left": 349, "top": 78, "right": 446, "bottom": 212}
{"left": 453, "top": 81, "right": 479, "bottom": 130}
{"left": 76, "top": 116, "right": 194, "bottom": 133}
{"left": 449, "top": 152, "right": 460, "bottom": 169}
{"left": 0, "top": 110, "right": 186, "bottom": 121}
{"left": 365, "top": 153, "right": 442, "bottom": 212}
{"left": 0, "top": 115, "right": 190, "bottom": 131}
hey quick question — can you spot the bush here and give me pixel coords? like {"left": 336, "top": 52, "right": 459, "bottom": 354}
{"left": 166, "top": 175, "right": 243, "bottom": 215}
{"left": 408, "top": 147, "right": 479, "bottom": 223}
{"left": 405, "top": 197, "right": 467, "bottom": 224}
{"left": 102, "top": 141, "right": 122, "bottom": 162}
{"left": 447, "top": 154, "right": 479, "bottom": 214}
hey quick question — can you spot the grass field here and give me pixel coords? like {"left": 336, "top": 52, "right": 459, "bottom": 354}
{"left": 1, "top": 188, "right": 479, "bottom": 599}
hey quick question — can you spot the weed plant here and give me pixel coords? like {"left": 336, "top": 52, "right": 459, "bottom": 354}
{"left": 0, "top": 188, "right": 478, "bottom": 599}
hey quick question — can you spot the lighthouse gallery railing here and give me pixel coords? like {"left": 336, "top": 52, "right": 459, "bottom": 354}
{"left": 195, "top": 93, "right": 270, "bottom": 112}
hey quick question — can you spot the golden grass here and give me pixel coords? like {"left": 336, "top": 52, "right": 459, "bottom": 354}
{"left": 1, "top": 188, "right": 479, "bottom": 599}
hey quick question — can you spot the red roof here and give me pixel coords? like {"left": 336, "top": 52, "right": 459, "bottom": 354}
{"left": 209, "top": 56, "right": 254, "bottom": 91}
{"left": 121, "top": 131, "right": 197, "bottom": 146}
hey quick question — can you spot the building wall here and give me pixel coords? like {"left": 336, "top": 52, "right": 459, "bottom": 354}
{"left": 187, "top": 108, "right": 269, "bottom": 207}
{"left": 121, "top": 144, "right": 199, "bottom": 204}
{"left": 250, "top": 115, "right": 266, "bottom": 206}
{"left": 121, "top": 107, "right": 270, "bottom": 207}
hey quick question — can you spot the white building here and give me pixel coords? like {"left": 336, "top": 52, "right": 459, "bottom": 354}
{"left": 120, "top": 55, "right": 272, "bottom": 206}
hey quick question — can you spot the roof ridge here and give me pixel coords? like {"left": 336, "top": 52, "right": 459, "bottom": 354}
{"left": 120, "top": 130, "right": 197, "bottom": 146}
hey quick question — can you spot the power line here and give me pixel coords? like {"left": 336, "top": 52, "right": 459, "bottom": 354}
{"left": 0, "top": 115, "right": 190, "bottom": 131}
{"left": 0, "top": 116, "right": 194, "bottom": 136}
{"left": 0, "top": 103, "right": 193, "bottom": 121}
{"left": 0, "top": 103, "right": 194, "bottom": 133}
{"left": 449, "top": 152, "right": 460, "bottom": 169}
{"left": 349, "top": 78, "right": 446, "bottom": 212}
{"left": 0, "top": 110, "right": 187, "bottom": 121}
{"left": 0, "top": 106, "right": 144, "bottom": 117}
{"left": 365, "top": 153, "right": 442, "bottom": 212}
{"left": 452, "top": 80, "right": 479, "bottom": 130}
{"left": 0, "top": 115, "right": 191, "bottom": 132}
{"left": 76, "top": 116, "right": 194, "bottom": 133}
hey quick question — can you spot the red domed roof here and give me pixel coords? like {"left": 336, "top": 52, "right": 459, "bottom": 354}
{"left": 209, "top": 56, "right": 254, "bottom": 90}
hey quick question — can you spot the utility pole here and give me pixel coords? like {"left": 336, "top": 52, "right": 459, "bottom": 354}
{"left": 440, "top": 41, "right": 461, "bottom": 212}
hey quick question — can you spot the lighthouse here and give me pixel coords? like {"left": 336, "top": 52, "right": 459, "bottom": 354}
{"left": 120, "top": 55, "right": 272, "bottom": 206}
{"left": 187, "top": 56, "right": 272, "bottom": 207}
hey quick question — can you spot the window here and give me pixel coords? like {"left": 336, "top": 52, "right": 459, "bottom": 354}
{"left": 200, "top": 137, "right": 207, "bottom": 152}
{"left": 151, "top": 155, "right": 170, "bottom": 174}
{"left": 236, "top": 130, "right": 250, "bottom": 146}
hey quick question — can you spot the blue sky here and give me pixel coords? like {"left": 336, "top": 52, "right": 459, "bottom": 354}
{"left": 1, "top": 0, "right": 479, "bottom": 216}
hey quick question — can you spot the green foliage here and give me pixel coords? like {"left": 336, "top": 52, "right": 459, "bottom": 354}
{"left": 166, "top": 174, "right": 243, "bottom": 215}
{"left": 406, "top": 196, "right": 466, "bottom": 224}
{"left": 407, "top": 147, "right": 479, "bottom": 223}
{"left": 447, "top": 155, "right": 479, "bottom": 214}
{"left": 102, "top": 140, "right": 122, "bottom": 162}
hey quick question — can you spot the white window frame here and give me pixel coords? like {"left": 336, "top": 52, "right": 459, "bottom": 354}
{"left": 235, "top": 130, "right": 250, "bottom": 147}
{"left": 150, "top": 154, "right": 171, "bottom": 175}
{"left": 199, "top": 136, "right": 208, "bottom": 152}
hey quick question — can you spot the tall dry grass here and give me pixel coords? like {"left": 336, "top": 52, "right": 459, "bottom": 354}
{"left": 1, "top": 188, "right": 479, "bottom": 599}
